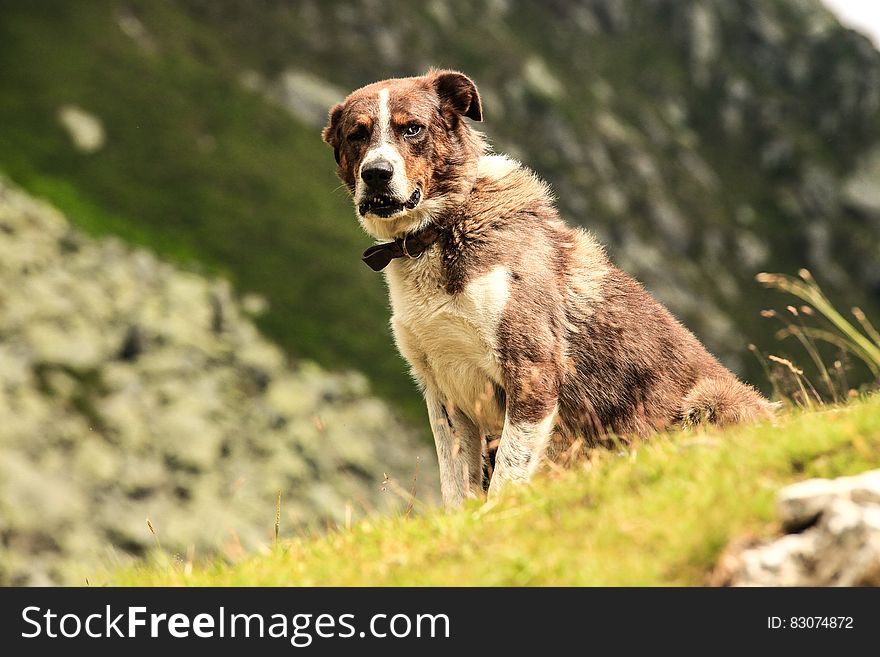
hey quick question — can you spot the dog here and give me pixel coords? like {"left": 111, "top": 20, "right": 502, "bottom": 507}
{"left": 323, "top": 70, "right": 776, "bottom": 508}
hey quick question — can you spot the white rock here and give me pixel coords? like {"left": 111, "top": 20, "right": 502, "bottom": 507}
{"left": 57, "top": 105, "right": 106, "bottom": 153}
{"left": 777, "top": 476, "right": 844, "bottom": 531}
{"left": 726, "top": 469, "right": 880, "bottom": 586}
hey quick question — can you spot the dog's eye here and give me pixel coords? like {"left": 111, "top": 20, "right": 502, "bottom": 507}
{"left": 403, "top": 124, "right": 424, "bottom": 138}
{"left": 347, "top": 127, "right": 369, "bottom": 143}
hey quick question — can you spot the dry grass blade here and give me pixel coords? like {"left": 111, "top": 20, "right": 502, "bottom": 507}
{"left": 771, "top": 318, "right": 838, "bottom": 402}
{"left": 749, "top": 343, "right": 784, "bottom": 402}
{"left": 852, "top": 307, "right": 880, "bottom": 346}
{"left": 767, "top": 354, "right": 820, "bottom": 407}
{"left": 404, "top": 456, "right": 420, "bottom": 519}
{"left": 146, "top": 518, "right": 162, "bottom": 551}
{"left": 274, "top": 490, "right": 282, "bottom": 549}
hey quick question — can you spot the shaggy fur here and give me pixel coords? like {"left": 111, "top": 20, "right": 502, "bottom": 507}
{"left": 324, "top": 70, "right": 775, "bottom": 507}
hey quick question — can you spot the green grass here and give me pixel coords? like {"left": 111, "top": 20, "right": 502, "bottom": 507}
{"left": 112, "top": 394, "right": 880, "bottom": 586}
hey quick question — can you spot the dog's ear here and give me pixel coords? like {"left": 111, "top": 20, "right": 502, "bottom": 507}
{"left": 431, "top": 70, "right": 483, "bottom": 122}
{"left": 322, "top": 102, "right": 344, "bottom": 164}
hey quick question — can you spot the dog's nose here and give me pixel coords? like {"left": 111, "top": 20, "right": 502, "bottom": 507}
{"left": 361, "top": 160, "right": 394, "bottom": 187}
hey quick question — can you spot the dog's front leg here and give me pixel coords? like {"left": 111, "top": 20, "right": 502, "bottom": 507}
{"left": 425, "top": 389, "right": 483, "bottom": 509}
{"left": 487, "top": 363, "right": 560, "bottom": 499}
{"left": 487, "top": 407, "right": 557, "bottom": 499}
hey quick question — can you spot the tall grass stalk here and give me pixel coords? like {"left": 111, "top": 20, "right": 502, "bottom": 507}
{"left": 763, "top": 306, "right": 838, "bottom": 402}
{"left": 756, "top": 270, "right": 880, "bottom": 374}
{"left": 274, "top": 491, "right": 282, "bottom": 550}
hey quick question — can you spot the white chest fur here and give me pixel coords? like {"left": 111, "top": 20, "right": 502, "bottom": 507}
{"left": 386, "top": 251, "right": 509, "bottom": 434}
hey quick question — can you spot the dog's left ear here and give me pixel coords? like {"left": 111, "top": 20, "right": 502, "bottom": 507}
{"left": 322, "top": 102, "right": 344, "bottom": 164}
{"left": 432, "top": 70, "right": 483, "bottom": 122}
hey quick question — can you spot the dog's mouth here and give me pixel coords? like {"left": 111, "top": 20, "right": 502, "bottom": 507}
{"left": 358, "top": 187, "right": 421, "bottom": 218}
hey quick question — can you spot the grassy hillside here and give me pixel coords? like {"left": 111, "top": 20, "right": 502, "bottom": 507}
{"left": 113, "top": 394, "right": 880, "bottom": 586}
{"left": 3, "top": 0, "right": 880, "bottom": 425}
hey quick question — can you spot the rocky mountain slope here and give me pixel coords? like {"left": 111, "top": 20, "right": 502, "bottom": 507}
{"left": 2, "top": 0, "right": 879, "bottom": 417}
{"left": 0, "top": 180, "right": 434, "bottom": 585}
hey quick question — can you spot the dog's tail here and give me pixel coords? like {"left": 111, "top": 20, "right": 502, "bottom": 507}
{"left": 682, "top": 376, "right": 779, "bottom": 428}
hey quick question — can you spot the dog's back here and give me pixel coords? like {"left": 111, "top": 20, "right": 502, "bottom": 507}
{"left": 559, "top": 231, "right": 773, "bottom": 441}
{"left": 433, "top": 154, "right": 774, "bottom": 445}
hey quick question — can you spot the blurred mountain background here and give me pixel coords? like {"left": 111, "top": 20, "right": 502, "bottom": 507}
{"left": 1, "top": 0, "right": 879, "bottom": 583}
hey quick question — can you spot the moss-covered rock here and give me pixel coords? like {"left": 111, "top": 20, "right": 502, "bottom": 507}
{"left": 0, "top": 180, "right": 435, "bottom": 585}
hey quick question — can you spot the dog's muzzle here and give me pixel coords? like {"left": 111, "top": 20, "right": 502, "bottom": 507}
{"left": 358, "top": 187, "right": 421, "bottom": 218}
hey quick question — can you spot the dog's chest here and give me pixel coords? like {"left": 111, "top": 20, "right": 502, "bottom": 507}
{"left": 386, "top": 252, "right": 509, "bottom": 428}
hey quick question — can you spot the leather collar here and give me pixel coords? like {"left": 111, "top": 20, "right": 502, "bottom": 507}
{"left": 361, "top": 224, "right": 441, "bottom": 272}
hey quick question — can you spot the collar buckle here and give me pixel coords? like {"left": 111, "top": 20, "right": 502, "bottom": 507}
{"left": 400, "top": 236, "right": 424, "bottom": 260}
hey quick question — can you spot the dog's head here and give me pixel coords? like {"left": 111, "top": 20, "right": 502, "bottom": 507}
{"left": 323, "top": 70, "right": 485, "bottom": 240}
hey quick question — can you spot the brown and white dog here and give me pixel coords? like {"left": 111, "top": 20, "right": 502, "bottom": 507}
{"left": 323, "top": 70, "right": 775, "bottom": 508}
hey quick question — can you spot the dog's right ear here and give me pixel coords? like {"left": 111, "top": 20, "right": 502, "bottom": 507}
{"left": 322, "top": 102, "right": 344, "bottom": 164}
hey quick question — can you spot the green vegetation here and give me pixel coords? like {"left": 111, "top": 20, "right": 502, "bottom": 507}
{"left": 756, "top": 269, "right": 880, "bottom": 405}
{"left": 114, "top": 395, "right": 880, "bottom": 586}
